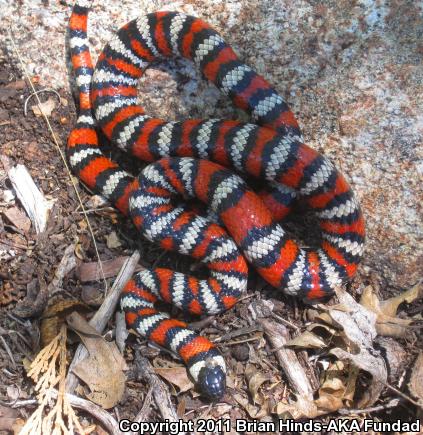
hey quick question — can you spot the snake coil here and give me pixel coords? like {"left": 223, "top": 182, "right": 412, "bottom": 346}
{"left": 67, "top": 0, "right": 365, "bottom": 399}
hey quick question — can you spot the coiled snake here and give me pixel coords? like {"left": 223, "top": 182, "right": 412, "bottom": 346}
{"left": 67, "top": 0, "right": 365, "bottom": 400}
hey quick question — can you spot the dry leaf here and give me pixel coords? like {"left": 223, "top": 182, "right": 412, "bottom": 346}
{"left": 408, "top": 353, "right": 423, "bottom": 406}
{"left": 314, "top": 361, "right": 358, "bottom": 412}
{"left": 3, "top": 206, "right": 31, "bottom": 232}
{"left": 41, "top": 299, "right": 88, "bottom": 347}
{"left": 233, "top": 393, "right": 269, "bottom": 419}
{"left": 245, "top": 364, "right": 271, "bottom": 405}
{"left": 329, "top": 288, "right": 387, "bottom": 408}
{"left": 273, "top": 397, "right": 320, "bottom": 419}
{"left": 67, "top": 312, "right": 126, "bottom": 409}
{"left": 31, "top": 97, "right": 56, "bottom": 117}
{"left": 285, "top": 330, "right": 327, "bottom": 349}
{"left": 86, "top": 194, "right": 108, "bottom": 209}
{"left": 106, "top": 231, "right": 121, "bottom": 249}
{"left": 74, "top": 241, "right": 85, "bottom": 260}
{"left": 360, "top": 284, "right": 421, "bottom": 337}
{"left": 0, "top": 405, "right": 19, "bottom": 431}
{"left": 154, "top": 367, "right": 193, "bottom": 394}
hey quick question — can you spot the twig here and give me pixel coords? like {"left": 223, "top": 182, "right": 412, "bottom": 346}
{"left": 271, "top": 312, "right": 300, "bottom": 331}
{"left": 130, "top": 386, "right": 154, "bottom": 435}
{"left": 214, "top": 325, "right": 262, "bottom": 343}
{"left": 66, "top": 250, "right": 140, "bottom": 394}
{"left": 338, "top": 398, "right": 401, "bottom": 415}
{"left": 115, "top": 310, "right": 129, "bottom": 354}
{"left": 189, "top": 315, "right": 216, "bottom": 331}
{"left": 258, "top": 318, "right": 314, "bottom": 401}
{"left": 48, "top": 243, "right": 77, "bottom": 296}
{"left": 220, "top": 333, "right": 263, "bottom": 346}
{"left": 62, "top": 391, "right": 120, "bottom": 434}
{"left": 134, "top": 350, "right": 182, "bottom": 431}
{"left": 0, "top": 335, "right": 16, "bottom": 369}
{"left": 383, "top": 382, "right": 423, "bottom": 409}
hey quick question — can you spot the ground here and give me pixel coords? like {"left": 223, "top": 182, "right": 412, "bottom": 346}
{"left": 0, "top": 0, "right": 422, "bottom": 432}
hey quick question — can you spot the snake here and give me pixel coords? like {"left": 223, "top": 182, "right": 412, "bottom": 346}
{"left": 67, "top": 0, "right": 365, "bottom": 400}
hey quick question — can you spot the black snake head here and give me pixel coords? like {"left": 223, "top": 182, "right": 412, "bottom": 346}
{"left": 197, "top": 365, "right": 226, "bottom": 401}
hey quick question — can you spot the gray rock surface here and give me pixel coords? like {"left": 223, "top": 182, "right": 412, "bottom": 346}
{"left": 1, "top": 0, "right": 421, "bottom": 290}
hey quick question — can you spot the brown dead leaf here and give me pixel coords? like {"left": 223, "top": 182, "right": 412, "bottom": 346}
{"left": 67, "top": 312, "right": 126, "bottom": 409}
{"left": 273, "top": 397, "right": 320, "bottom": 419}
{"left": 233, "top": 393, "right": 269, "bottom": 419}
{"left": 360, "top": 283, "right": 421, "bottom": 337}
{"left": 12, "top": 418, "right": 25, "bottom": 435}
{"left": 41, "top": 299, "right": 89, "bottom": 347}
{"left": 154, "top": 367, "right": 193, "bottom": 394}
{"left": 3, "top": 206, "right": 31, "bottom": 232}
{"left": 0, "top": 405, "right": 18, "bottom": 431}
{"left": 245, "top": 363, "right": 271, "bottom": 405}
{"left": 74, "top": 241, "right": 85, "bottom": 260}
{"left": 329, "top": 288, "right": 387, "bottom": 408}
{"left": 408, "top": 353, "right": 423, "bottom": 406}
{"left": 314, "top": 361, "right": 358, "bottom": 412}
{"left": 31, "top": 97, "right": 56, "bottom": 117}
{"left": 285, "top": 330, "right": 327, "bottom": 349}
{"left": 106, "top": 231, "right": 121, "bottom": 249}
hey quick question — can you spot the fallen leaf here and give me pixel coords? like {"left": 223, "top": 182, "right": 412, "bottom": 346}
{"left": 6, "top": 386, "right": 20, "bottom": 401}
{"left": 12, "top": 417, "right": 25, "bottom": 435}
{"left": 329, "top": 288, "right": 387, "bottom": 408}
{"left": 74, "top": 241, "right": 85, "bottom": 260}
{"left": 41, "top": 299, "right": 89, "bottom": 347}
{"left": 0, "top": 405, "right": 19, "bottom": 431}
{"left": 86, "top": 194, "right": 108, "bottom": 209}
{"left": 6, "top": 80, "right": 26, "bottom": 90}
{"left": 245, "top": 364, "right": 271, "bottom": 405}
{"left": 3, "top": 206, "right": 31, "bottom": 232}
{"left": 154, "top": 367, "right": 193, "bottom": 394}
{"left": 106, "top": 231, "right": 121, "bottom": 249}
{"left": 67, "top": 312, "right": 126, "bottom": 409}
{"left": 408, "top": 353, "right": 423, "bottom": 406}
{"left": 285, "top": 330, "right": 327, "bottom": 349}
{"left": 31, "top": 97, "right": 56, "bottom": 117}
{"left": 233, "top": 393, "right": 269, "bottom": 419}
{"left": 273, "top": 397, "right": 320, "bottom": 419}
{"left": 380, "top": 283, "right": 422, "bottom": 316}
{"left": 376, "top": 337, "right": 407, "bottom": 383}
{"left": 314, "top": 360, "right": 358, "bottom": 412}
{"left": 360, "top": 284, "right": 422, "bottom": 337}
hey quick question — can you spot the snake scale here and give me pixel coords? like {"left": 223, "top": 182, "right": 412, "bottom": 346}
{"left": 67, "top": 0, "right": 365, "bottom": 399}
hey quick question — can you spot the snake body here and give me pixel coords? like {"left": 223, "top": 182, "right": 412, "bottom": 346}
{"left": 68, "top": 0, "right": 365, "bottom": 399}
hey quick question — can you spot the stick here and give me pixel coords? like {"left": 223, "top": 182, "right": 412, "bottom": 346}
{"left": 130, "top": 386, "right": 154, "bottom": 435}
{"left": 258, "top": 318, "right": 314, "bottom": 400}
{"left": 338, "top": 398, "right": 400, "bottom": 415}
{"left": 65, "top": 250, "right": 140, "bottom": 393}
{"left": 134, "top": 350, "right": 182, "bottom": 431}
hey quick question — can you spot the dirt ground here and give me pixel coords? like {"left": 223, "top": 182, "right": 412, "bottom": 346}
{"left": 0, "top": 1, "right": 422, "bottom": 433}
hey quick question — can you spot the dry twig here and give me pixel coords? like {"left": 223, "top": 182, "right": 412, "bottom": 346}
{"left": 134, "top": 350, "right": 182, "bottom": 431}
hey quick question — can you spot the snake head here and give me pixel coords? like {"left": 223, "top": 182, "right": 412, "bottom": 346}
{"left": 197, "top": 365, "right": 226, "bottom": 401}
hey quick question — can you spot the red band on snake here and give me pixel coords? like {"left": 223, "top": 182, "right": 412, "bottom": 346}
{"left": 67, "top": 0, "right": 365, "bottom": 400}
